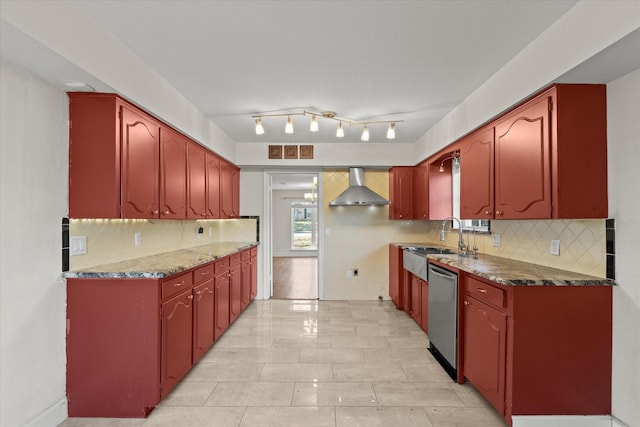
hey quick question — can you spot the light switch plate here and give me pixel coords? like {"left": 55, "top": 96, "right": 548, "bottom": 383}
{"left": 492, "top": 233, "right": 501, "bottom": 247}
{"left": 70, "top": 236, "right": 87, "bottom": 256}
{"left": 134, "top": 232, "right": 142, "bottom": 247}
{"left": 550, "top": 239, "right": 561, "bottom": 256}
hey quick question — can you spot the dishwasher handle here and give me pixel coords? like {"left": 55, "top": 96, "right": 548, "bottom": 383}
{"left": 428, "top": 264, "right": 457, "bottom": 281}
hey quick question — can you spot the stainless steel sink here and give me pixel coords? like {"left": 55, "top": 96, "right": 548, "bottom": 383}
{"left": 402, "top": 246, "right": 454, "bottom": 281}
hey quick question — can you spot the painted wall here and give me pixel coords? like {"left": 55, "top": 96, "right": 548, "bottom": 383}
{"left": 0, "top": 63, "right": 68, "bottom": 427}
{"left": 607, "top": 68, "right": 640, "bottom": 427}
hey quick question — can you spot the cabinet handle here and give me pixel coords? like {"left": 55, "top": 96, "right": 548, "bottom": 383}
{"left": 152, "top": 209, "right": 159, "bottom": 214}
{"left": 187, "top": 295, "right": 194, "bottom": 300}
{"left": 163, "top": 210, "right": 170, "bottom": 215}
{"left": 485, "top": 210, "right": 491, "bottom": 215}
{"left": 174, "top": 281, "right": 184, "bottom": 288}
{"left": 496, "top": 210, "right": 503, "bottom": 216}
{"left": 196, "top": 291, "right": 202, "bottom": 296}
{"left": 475, "top": 287, "right": 488, "bottom": 293}
{"left": 464, "top": 300, "right": 470, "bottom": 306}
{"left": 202, "top": 213, "right": 206, "bottom": 217}
{"left": 227, "top": 273, "right": 231, "bottom": 278}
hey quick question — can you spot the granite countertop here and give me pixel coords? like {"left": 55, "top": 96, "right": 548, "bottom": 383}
{"left": 65, "top": 241, "right": 258, "bottom": 279}
{"left": 427, "top": 252, "right": 614, "bottom": 287}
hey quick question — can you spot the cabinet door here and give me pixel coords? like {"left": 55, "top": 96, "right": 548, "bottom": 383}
{"left": 229, "top": 264, "right": 242, "bottom": 323}
{"left": 494, "top": 96, "right": 551, "bottom": 219}
{"left": 220, "top": 161, "right": 240, "bottom": 218}
{"left": 420, "top": 279, "right": 428, "bottom": 333}
{"left": 241, "top": 258, "right": 251, "bottom": 310}
{"left": 161, "top": 290, "right": 193, "bottom": 398}
{"left": 187, "top": 142, "right": 207, "bottom": 219}
{"left": 463, "top": 296, "right": 507, "bottom": 415}
{"left": 460, "top": 127, "right": 494, "bottom": 219}
{"left": 160, "top": 126, "right": 187, "bottom": 219}
{"left": 121, "top": 105, "right": 160, "bottom": 219}
{"left": 389, "top": 167, "right": 414, "bottom": 219}
{"left": 413, "top": 163, "right": 429, "bottom": 219}
{"left": 206, "top": 153, "right": 221, "bottom": 219}
{"left": 192, "top": 280, "right": 214, "bottom": 364}
{"left": 250, "top": 255, "right": 258, "bottom": 300}
{"left": 214, "top": 272, "right": 230, "bottom": 340}
{"left": 410, "top": 275, "right": 421, "bottom": 323}
{"left": 388, "top": 245, "right": 401, "bottom": 308}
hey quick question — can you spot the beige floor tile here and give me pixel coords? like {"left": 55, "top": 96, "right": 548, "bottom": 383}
{"left": 272, "top": 335, "right": 332, "bottom": 348}
{"left": 240, "top": 406, "right": 336, "bottom": 427}
{"left": 299, "top": 348, "right": 364, "bottom": 364}
{"left": 331, "top": 336, "right": 390, "bottom": 349}
{"left": 292, "top": 382, "right": 378, "bottom": 407}
{"left": 355, "top": 325, "right": 413, "bottom": 336}
{"left": 182, "top": 362, "right": 263, "bottom": 382}
{"left": 332, "top": 363, "right": 408, "bottom": 382}
{"left": 159, "top": 381, "right": 217, "bottom": 407}
{"left": 451, "top": 382, "right": 496, "bottom": 408}
{"left": 204, "top": 382, "right": 294, "bottom": 406}
{"left": 424, "top": 406, "right": 508, "bottom": 426}
{"left": 362, "top": 348, "right": 434, "bottom": 364}
{"left": 201, "top": 347, "right": 301, "bottom": 364}
{"left": 316, "top": 325, "right": 357, "bottom": 336}
{"left": 141, "top": 406, "right": 244, "bottom": 427}
{"left": 213, "top": 334, "right": 274, "bottom": 348}
{"left": 259, "top": 363, "right": 333, "bottom": 382}
{"left": 386, "top": 335, "right": 430, "bottom": 348}
{"left": 374, "top": 383, "right": 465, "bottom": 406}
{"left": 336, "top": 406, "right": 434, "bottom": 427}
{"left": 401, "top": 362, "right": 453, "bottom": 382}
{"left": 59, "top": 419, "right": 146, "bottom": 427}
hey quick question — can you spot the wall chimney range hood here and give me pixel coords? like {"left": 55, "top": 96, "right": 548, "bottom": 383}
{"left": 329, "top": 168, "right": 390, "bottom": 206}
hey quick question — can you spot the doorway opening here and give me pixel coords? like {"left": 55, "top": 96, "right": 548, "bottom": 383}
{"left": 267, "top": 172, "right": 322, "bottom": 300}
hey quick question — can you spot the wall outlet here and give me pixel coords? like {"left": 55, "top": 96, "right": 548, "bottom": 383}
{"left": 346, "top": 270, "right": 354, "bottom": 277}
{"left": 492, "top": 233, "right": 501, "bottom": 247}
{"left": 134, "top": 232, "right": 142, "bottom": 247}
{"left": 196, "top": 226, "right": 203, "bottom": 238}
{"left": 325, "top": 227, "right": 331, "bottom": 237}
{"left": 70, "top": 236, "right": 87, "bottom": 256}
{"left": 550, "top": 239, "right": 561, "bottom": 256}
{"left": 208, "top": 227, "right": 213, "bottom": 237}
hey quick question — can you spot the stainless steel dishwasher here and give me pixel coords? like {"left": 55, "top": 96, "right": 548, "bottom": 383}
{"left": 427, "top": 262, "right": 458, "bottom": 380}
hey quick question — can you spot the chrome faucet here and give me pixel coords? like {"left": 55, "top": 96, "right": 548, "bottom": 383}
{"left": 440, "top": 216, "right": 467, "bottom": 256}
{"left": 471, "top": 226, "right": 478, "bottom": 259}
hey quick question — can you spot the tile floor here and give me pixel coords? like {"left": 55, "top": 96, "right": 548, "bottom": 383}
{"left": 59, "top": 299, "right": 507, "bottom": 427}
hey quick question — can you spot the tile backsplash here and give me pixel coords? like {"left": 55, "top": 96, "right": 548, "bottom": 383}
{"left": 69, "top": 218, "right": 257, "bottom": 270}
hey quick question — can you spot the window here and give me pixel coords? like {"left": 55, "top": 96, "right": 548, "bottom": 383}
{"left": 452, "top": 159, "right": 491, "bottom": 233}
{"left": 291, "top": 203, "right": 318, "bottom": 250}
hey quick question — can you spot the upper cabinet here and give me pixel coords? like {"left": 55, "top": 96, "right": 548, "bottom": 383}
{"left": 413, "top": 161, "right": 429, "bottom": 220}
{"left": 389, "top": 166, "right": 414, "bottom": 220}
{"left": 68, "top": 93, "right": 240, "bottom": 219}
{"left": 459, "top": 84, "right": 607, "bottom": 220}
{"left": 220, "top": 160, "right": 240, "bottom": 219}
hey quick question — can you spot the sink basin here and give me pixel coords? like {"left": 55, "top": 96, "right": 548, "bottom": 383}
{"left": 402, "top": 246, "right": 454, "bottom": 280}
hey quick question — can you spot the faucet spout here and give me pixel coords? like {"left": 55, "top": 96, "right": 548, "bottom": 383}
{"left": 440, "top": 216, "right": 467, "bottom": 256}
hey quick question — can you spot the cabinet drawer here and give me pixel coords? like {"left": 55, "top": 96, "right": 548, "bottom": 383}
{"left": 241, "top": 249, "right": 251, "bottom": 261}
{"left": 214, "top": 257, "right": 230, "bottom": 275}
{"left": 250, "top": 247, "right": 257, "bottom": 257}
{"left": 194, "top": 264, "right": 214, "bottom": 284}
{"left": 465, "top": 277, "right": 504, "bottom": 308}
{"left": 229, "top": 253, "right": 241, "bottom": 266}
{"left": 162, "top": 272, "right": 193, "bottom": 300}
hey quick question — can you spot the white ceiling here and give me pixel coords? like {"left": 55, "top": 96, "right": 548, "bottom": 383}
{"left": 69, "top": 0, "right": 580, "bottom": 144}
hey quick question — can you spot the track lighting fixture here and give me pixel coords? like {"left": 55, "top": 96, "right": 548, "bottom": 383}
{"left": 361, "top": 125, "right": 370, "bottom": 142}
{"left": 255, "top": 118, "right": 264, "bottom": 135}
{"left": 251, "top": 109, "right": 403, "bottom": 142}
{"left": 439, "top": 151, "right": 460, "bottom": 173}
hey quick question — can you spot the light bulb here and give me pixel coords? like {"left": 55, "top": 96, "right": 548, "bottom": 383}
{"left": 310, "top": 115, "right": 319, "bottom": 132}
{"left": 439, "top": 162, "right": 445, "bottom": 173}
{"left": 285, "top": 116, "right": 294, "bottom": 134}
{"left": 336, "top": 121, "right": 345, "bottom": 138}
{"left": 255, "top": 118, "right": 264, "bottom": 135}
{"left": 386, "top": 122, "right": 396, "bottom": 139}
{"left": 361, "top": 125, "right": 370, "bottom": 142}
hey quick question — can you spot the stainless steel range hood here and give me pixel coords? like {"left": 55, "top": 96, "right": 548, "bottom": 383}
{"left": 329, "top": 168, "right": 390, "bottom": 206}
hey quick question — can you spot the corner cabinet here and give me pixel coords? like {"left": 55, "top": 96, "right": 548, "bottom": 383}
{"left": 460, "top": 84, "right": 607, "bottom": 220}
{"left": 389, "top": 167, "right": 414, "bottom": 220}
{"left": 66, "top": 246, "right": 258, "bottom": 417}
{"left": 68, "top": 92, "right": 240, "bottom": 220}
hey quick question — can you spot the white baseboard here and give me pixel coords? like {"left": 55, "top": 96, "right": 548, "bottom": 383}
{"left": 512, "top": 415, "right": 614, "bottom": 427}
{"left": 24, "top": 398, "right": 67, "bottom": 427}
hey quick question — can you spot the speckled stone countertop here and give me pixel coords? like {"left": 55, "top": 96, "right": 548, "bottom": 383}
{"left": 65, "top": 241, "right": 258, "bottom": 279}
{"left": 427, "top": 252, "right": 614, "bottom": 287}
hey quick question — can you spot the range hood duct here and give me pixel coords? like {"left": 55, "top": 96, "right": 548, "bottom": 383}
{"left": 329, "top": 168, "right": 390, "bottom": 206}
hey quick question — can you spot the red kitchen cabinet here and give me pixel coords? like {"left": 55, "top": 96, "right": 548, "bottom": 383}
{"left": 420, "top": 279, "right": 428, "bottom": 333}
{"left": 214, "top": 259, "right": 231, "bottom": 340}
{"left": 187, "top": 142, "right": 207, "bottom": 219}
{"left": 229, "top": 255, "right": 242, "bottom": 323}
{"left": 161, "top": 289, "right": 193, "bottom": 398}
{"left": 413, "top": 161, "right": 429, "bottom": 219}
{"left": 388, "top": 244, "right": 405, "bottom": 310}
{"left": 250, "top": 246, "right": 258, "bottom": 300}
{"left": 206, "top": 153, "right": 221, "bottom": 218}
{"left": 160, "top": 126, "right": 187, "bottom": 219}
{"left": 463, "top": 294, "right": 507, "bottom": 415}
{"left": 241, "top": 250, "right": 252, "bottom": 310}
{"left": 389, "top": 166, "right": 414, "bottom": 220}
{"left": 410, "top": 274, "right": 421, "bottom": 323}
{"left": 459, "top": 127, "right": 494, "bottom": 219}
{"left": 428, "top": 158, "right": 453, "bottom": 220}
{"left": 192, "top": 264, "right": 215, "bottom": 364}
{"left": 221, "top": 160, "right": 240, "bottom": 218}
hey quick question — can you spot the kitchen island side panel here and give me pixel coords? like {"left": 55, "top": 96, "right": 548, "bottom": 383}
{"left": 66, "top": 278, "right": 161, "bottom": 417}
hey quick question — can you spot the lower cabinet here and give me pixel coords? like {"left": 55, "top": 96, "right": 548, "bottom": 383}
{"left": 419, "top": 278, "right": 428, "bottom": 333}
{"left": 250, "top": 246, "right": 258, "bottom": 300}
{"left": 229, "top": 258, "right": 242, "bottom": 323}
{"left": 66, "top": 245, "right": 258, "bottom": 418}
{"left": 410, "top": 274, "right": 421, "bottom": 323}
